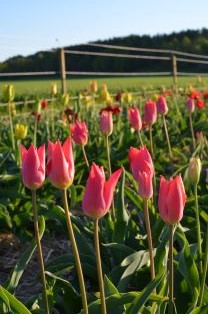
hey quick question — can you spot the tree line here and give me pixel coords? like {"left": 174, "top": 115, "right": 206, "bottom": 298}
{"left": 1, "top": 28, "right": 208, "bottom": 76}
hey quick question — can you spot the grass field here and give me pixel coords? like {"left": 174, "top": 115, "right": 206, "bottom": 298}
{"left": 0, "top": 75, "right": 207, "bottom": 97}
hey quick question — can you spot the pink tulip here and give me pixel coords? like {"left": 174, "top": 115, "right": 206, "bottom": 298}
{"left": 99, "top": 110, "right": 113, "bottom": 136}
{"left": 128, "top": 147, "right": 154, "bottom": 199}
{"left": 47, "top": 137, "right": 74, "bottom": 189}
{"left": 20, "top": 144, "right": 45, "bottom": 189}
{"left": 128, "top": 107, "right": 142, "bottom": 131}
{"left": 144, "top": 100, "right": 157, "bottom": 125}
{"left": 82, "top": 163, "right": 122, "bottom": 219}
{"left": 70, "top": 120, "right": 88, "bottom": 146}
{"left": 158, "top": 175, "right": 186, "bottom": 224}
{"left": 186, "top": 97, "right": 195, "bottom": 113}
{"left": 156, "top": 96, "right": 168, "bottom": 115}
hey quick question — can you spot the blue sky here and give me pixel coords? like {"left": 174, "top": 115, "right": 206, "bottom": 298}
{"left": 1, "top": 0, "right": 208, "bottom": 61}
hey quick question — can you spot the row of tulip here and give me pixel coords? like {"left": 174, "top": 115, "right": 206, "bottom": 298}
{"left": 1, "top": 82, "right": 208, "bottom": 314}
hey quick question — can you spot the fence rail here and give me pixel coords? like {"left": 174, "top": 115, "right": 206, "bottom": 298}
{"left": 1, "top": 43, "right": 208, "bottom": 94}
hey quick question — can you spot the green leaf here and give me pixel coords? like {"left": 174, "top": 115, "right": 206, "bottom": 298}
{"left": 125, "top": 269, "right": 166, "bottom": 314}
{"left": 104, "top": 275, "right": 119, "bottom": 296}
{"left": 117, "top": 251, "right": 150, "bottom": 292}
{"left": 0, "top": 286, "right": 32, "bottom": 314}
{"left": 187, "top": 304, "right": 208, "bottom": 314}
{"left": 6, "top": 216, "right": 45, "bottom": 293}
{"left": 113, "top": 169, "right": 129, "bottom": 243}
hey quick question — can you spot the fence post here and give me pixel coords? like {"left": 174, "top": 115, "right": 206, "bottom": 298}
{"left": 171, "top": 54, "right": 177, "bottom": 91}
{"left": 60, "top": 48, "right": 67, "bottom": 94}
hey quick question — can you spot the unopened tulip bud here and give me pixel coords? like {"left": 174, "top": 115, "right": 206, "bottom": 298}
{"left": 156, "top": 96, "right": 168, "bottom": 115}
{"left": 15, "top": 124, "right": 28, "bottom": 140}
{"left": 188, "top": 157, "right": 201, "bottom": 186}
{"left": 99, "top": 111, "right": 113, "bottom": 136}
{"left": 51, "top": 82, "right": 57, "bottom": 97}
{"left": 123, "top": 92, "right": 132, "bottom": 103}
{"left": 186, "top": 97, "right": 195, "bottom": 113}
{"left": 90, "top": 80, "right": 97, "bottom": 94}
{"left": 3, "top": 85, "right": 15, "bottom": 102}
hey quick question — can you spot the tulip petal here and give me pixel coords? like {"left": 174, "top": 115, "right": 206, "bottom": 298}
{"left": 82, "top": 163, "right": 106, "bottom": 219}
{"left": 166, "top": 178, "right": 184, "bottom": 224}
{"left": 62, "top": 137, "right": 75, "bottom": 180}
{"left": 158, "top": 176, "right": 169, "bottom": 223}
{"left": 104, "top": 168, "right": 123, "bottom": 212}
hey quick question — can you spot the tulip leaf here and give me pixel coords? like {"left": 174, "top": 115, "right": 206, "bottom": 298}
{"left": 117, "top": 250, "right": 150, "bottom": 292}
{"left": 124, "top": 269, "right": 166, "bottom": 314}
{"left": 5, "top": 215, "right": 45, "bottom": 293}
{"left": 187, "top": 304, "right": 208, "bottom": 314}
{"left": 0, "top": 285, "right": 32, "bottom": 314}
{"left": 176, "top": 227, "right": 200, "bottom": 301}
{"left": 104, "top": 275, "right": 119, "bottom": 296}
{"left": 113, "top": 169, "right": 129, "bottom": 243}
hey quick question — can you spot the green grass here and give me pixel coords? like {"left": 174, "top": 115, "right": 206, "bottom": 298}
{"left": 0, "top": 75, "right": 207, "bottom": 98}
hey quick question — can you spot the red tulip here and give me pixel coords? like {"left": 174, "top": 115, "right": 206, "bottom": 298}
{"left": 82, "top": 163, "right": 122, "bottom": 219}
{"left": 128, "top": 147, "right": 154, "bottom": 199}
{"left": 70, "top": 120, "right": 88, "bottom": 146}
{"left": 99, "top": 111, "right": 113, "bottom": 136}
{"left": 144, "top": 100, "right": 157, "bottom": 125}
{"left": 47, "top": 137, "right": 74, "bottom": 189}
{"left": 186, "top": 97, "right": 195, "bottom": 113}
{"left": 128, "top": 107, "right": 142, "bottom": 131}
{"left": 196, "top": 99, "right": 205, "bottom": 109}
{"left": 156, "top": 96, "right": 168, "bottom": 115}
{"left": 20, "top": 144, "right": 45, "bottom": 189}
{"left": 158, "top": 175, "right": 186, "bottom": 224}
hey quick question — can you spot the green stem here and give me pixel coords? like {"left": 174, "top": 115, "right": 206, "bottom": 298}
{"left": 82, "top": 145, "right": 89, "bottom": 168}
{"left": 168, "top": 224, "right": 174, "bottom": 314}
{"left": 149, "top": 125, "right": 154, "bottom": 158}
{"left": 143, "top": 199, "right": 155, "bottom": 281}
{"left": 194, "top": 184, "right": 203, "bottom": 275}
{"left": 33, "top": 118, "right": 38, "bottom": 147}
{"left": 189, "top": 113, "right": 196, "bottom": 150}
{"left": 198, "top": 223, "right": 208, "bottom": 306}
{"left": 105, "top": 135, "right": 112, "bottom": 176}
{"left": 94, "top": 219, "right": 107, "bottom": 314}
{"left": 8, "top": 102, "right": 15, "bottom": 150}
{"left": 62, "top": 189, "right": 88, "bottom": 314}
{"left": 138, "top": 130, "right": 144, "bottom": 146}
{"left": 105, "top": 135, "right": 115, "bottom": 220}
{"left": 163, "top": 114, "right": 172, "bottom": 158}
{"left": 31, "top": 190, "right": 49, "bottom": 314}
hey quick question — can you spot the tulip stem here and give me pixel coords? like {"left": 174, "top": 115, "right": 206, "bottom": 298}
{"left": 194, "top": 184, "right": 203, "bottom": 275}
{"left": 82, "top": 145, "right": 89, "bottom": 168}
{"left": 138, "top": 130, "right": 144, "bottom": 146}
{"left": 94, "top": 219, "right": 107, "bottom": 314}
{"left": 105, "top": 135, "right": 115, "bottom": 220}
{"left": 143, "top": 199, "right": 155, "bottom": 281}
{"left": 105, "top": 135, "right": 112, "bottom": 176}
{"left": 163, "top": 115, "right": 172, "bottom": 158}
{"left": 189, "top": 113, "right": 196, "bottom": 150}
{"left": 31, "top": 190, "right": 49, "bottom": 314}
{"left": 8, "top": 102, "right": 15, "bottom": 150}
{"left": 62, "top": 189, "right": 88, "bottom": 314}
{"left": 33, "top": 117, "right": 38, "bottom": 147}
{"left": 198, "top": 222, "right": 208, "bottom": 306}
{"left": 149, "top": 125, "right": 154, "bottom": 158}
{"left": 168, "top": 224, "right": 174, "bottom": 314}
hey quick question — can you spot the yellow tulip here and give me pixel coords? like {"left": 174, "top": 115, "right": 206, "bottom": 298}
{"left": 15, "top": 124, "right": 28, "bottom": 140}
{"left": 3, "top": 85, "right": 15, "bottom": 102}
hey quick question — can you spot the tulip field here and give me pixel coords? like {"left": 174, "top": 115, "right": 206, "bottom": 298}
{"left": 1, "top": 79, "right": 208, "bottom": 314}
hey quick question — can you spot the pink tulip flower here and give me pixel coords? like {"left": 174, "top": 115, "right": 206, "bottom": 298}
{"left": 99, "top": 110, "right": 113, "bottom": 136}
{"left": 156, "top": 96, "right": 168, "bottom": 115}
{"left": 128, "top": 147, "right": 154, "bottom": 199}
{"left": 47, "top": 137, "right": 74, "bottom": 190}
{"left": 128, "top": 107, "right": 142, "bottom": 131}
{"left": 20, "top": 144, "right": 45, "bottom": 189}
{"left": 82, "top": 163, "right": 122, "bottom": 219}
{"left": 158, "top": 175, "right": 186, "bottom": 224}
{"left": 70, "top": 120, "right": 88, "bottom": 146}
{"left": 186, "top": 97, "right": 195, "bottom": 113}
{"left": 144, "top": 100, "right": 157, "bottom": 125}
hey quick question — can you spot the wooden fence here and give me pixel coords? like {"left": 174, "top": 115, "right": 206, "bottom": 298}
{"left": 1, "top": 43, "right": 208, "bottom": 94}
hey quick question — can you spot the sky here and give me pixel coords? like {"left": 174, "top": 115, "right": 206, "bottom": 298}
{"left": 1, "top": 0, "right": 208, "bottom": 62}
